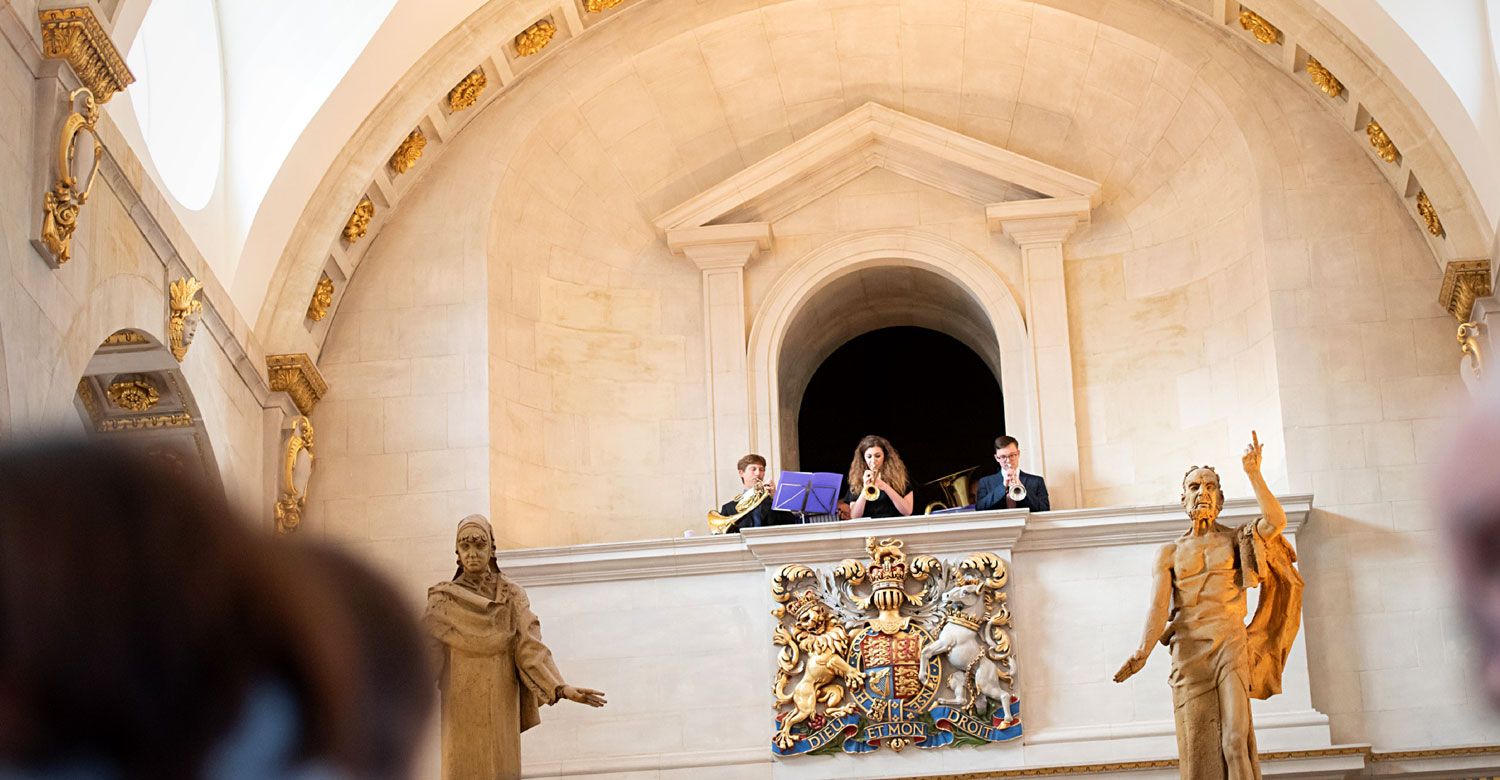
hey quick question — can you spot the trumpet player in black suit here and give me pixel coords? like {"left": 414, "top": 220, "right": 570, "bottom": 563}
{"left": 976, "top": 435, "right": 1050, "bottom": 512}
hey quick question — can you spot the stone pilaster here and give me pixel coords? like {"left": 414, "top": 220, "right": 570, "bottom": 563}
{"left": 987, "top": 198, "right": 1090, "bottom": 509}
{"left": 666, "top": 223, "right": 772, "bottom": 503}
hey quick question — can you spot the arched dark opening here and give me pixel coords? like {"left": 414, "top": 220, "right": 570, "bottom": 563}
{"left": 797, "top": 326, "right": 1004, "bottom": 504}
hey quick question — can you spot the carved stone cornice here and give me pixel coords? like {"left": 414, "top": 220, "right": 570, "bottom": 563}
{"left": 38, "top": 7, "right": 133, "bottom": 102}
{"left": 1440, "top": 259, "right": 1492, "bottom": 321}
{"left": 266, "top": 353, "right": 327, "bottom": 416}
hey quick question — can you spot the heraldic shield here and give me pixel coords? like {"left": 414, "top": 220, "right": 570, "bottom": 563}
{"left": 770, "top": 537, "right": 1023, "bottom": 756}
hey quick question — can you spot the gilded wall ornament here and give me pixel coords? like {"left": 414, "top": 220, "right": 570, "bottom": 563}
{"left": 447, "top": 70, "right": 487, "bottom": 111}
{"left": 1306, "top": 57, "right": 1342, "bottom": 98}
{"left": 343, "top": 198, "right": 375, "bottom": 243}
{"left": 38, "top": 7, "right": 134, "bottom": 102}
{"left": 105, "top": 376, "right": 160, "bottom": 412}
{"left": 167, "top": 277, "right": 204, "bottom": 362}
{"left": 40, "top": 87, "right": 102, "bottom": 266}
{"left": 515, "top": 20, "right": 556, "bottom": 57}
{"left": 586, "top": 0, "right": 623, "bottom": 11}
{"left": 1439, "top": 259, "right": 1491, "bottom": 322}
{"left": 769, "top": 537, "right": 1020, "bottom": 756}
{"left": 266, "top": 353, "right": 328, "bottom": 416}
{"left": 390, "top": 128, "right": 427, "bottom": 175}
{"left": 1238, "top": 9, "right": 1279, "bottom": 44}
{"left": 1366, "top": 120, "right": 1398, "bottom": 163}
{"left": 1416, "top": 190, "right": 1445, "bottom": 238}
{"left": 1459, "top": 322, "right": 1483, "bottom": 379}
{"left": 306, "top": 276, "right": 335, "bottom": 322}
{"left": 101, "top": 330, "right": 149, "bottom": 346}
{"left": 275, "top": 416, "right": 314, "bottom": 534}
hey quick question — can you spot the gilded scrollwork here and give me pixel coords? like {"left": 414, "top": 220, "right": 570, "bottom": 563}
{"left": 167, "top": 277, "right": 204, "bottom": 362}
{"left": 515, "top": 20, "right": 556, "bottom": 57}
{"left": 343, "top": 198, "right": 375, "bottom": 243}
{"left": 585, "top": 0, "right": 623, "bottom": 11}
{"left": 1366, "top": 119, "right": 1398, "bottom": 163}
{"left": 1459, "top": 322, "right": 1483, "bottom": 379}
{"left": 306, "top": 276, "right": 335, "bottom": 322}
{"left": 1416, "top": 190, "right": 1445, "bottom": 238}
{"left": 1306, "top": 57, "right": 1342, "bottom": 98}
{"left": 266, "top": 353, "right": 328, "bottom": 416}
{"left": 1238, "top": 9, "right": 1279, "bottom": 45}
{"left": 390, "top": 128, "right": 427, "bottom": 175}
{"left": 40, "top": 87, "right": 102, "bottom": 266}
{"left": 39, "top": 7, "right": 134, "bottom": 102}
{"left": 770, "top": 537, "right": 1022, "bottom": 757}
{"left": 106, "top": 376, "right": 160, "bottom": 412}
{"left": 448, "top": 70, "right": 487, "bottom": 111}
{"left": 274, "top": 416, "right": 314, "bottom": 534}
{"left": 1439, "top": 259, "right": 1491, "bottom": 322}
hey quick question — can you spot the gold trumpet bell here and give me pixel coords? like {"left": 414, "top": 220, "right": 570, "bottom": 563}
{"left": 922, "top": 466, "right": 979, "bottom": 514}
{"left": 707, "top": 484, "right": 770, "bottom": 534}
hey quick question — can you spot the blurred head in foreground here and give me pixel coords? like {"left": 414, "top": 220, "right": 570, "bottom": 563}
{"left": 1436, "top": 382, "right": 1500, "bottom": 706}
{"left": 0, "top": 440, "right": 431, "bottom": 779}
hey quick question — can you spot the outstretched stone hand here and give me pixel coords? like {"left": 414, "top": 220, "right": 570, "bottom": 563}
{"left": 561, "top": 685, "right": 607, "bottom": 707}
{"left": 1242, "top": 430, "right": 1263, "bottom": 475}
{"left": 1113, "top": 648, "right": 1149, "bottom": 683}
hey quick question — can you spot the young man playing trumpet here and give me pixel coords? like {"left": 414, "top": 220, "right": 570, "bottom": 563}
{"left": 714, "top": 454, "right": 794, "bottom": 533}
{"left": 976, "top": 435, "right": 1050, "bottom": 512}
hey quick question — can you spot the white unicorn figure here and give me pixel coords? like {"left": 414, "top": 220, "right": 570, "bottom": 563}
{"left": 918, "top": 556, "right": 1018, "bottom": 726}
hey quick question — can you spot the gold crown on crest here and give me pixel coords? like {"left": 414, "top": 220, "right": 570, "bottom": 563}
{"left": 866, "top": 537, "right": 908, "bottom": 592}
{"left": 943, "top": 605, "right": 983, "bottom": 630}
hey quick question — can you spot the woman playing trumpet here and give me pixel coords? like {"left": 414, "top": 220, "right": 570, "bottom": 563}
{"left": 846, "top": 435, "right": 914, "bottom": 519}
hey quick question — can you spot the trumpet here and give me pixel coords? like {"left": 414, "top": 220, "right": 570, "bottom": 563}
{"left": 1005, "top": 468, "right": 1026, "bottom": 502}
{"left": 861, "top": 469, "right": 881, "bottom": 501}
{"left": 707, "top": 478, "right": 770, "bottom": 534}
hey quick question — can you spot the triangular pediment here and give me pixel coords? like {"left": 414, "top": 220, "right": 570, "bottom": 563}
{"left": 655, "top": 102, "right": 1101, "bottom": 231}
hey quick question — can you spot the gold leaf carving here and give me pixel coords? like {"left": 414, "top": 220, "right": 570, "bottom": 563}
{"left": 38, "top": 7, "right": 134, "bottom": 102}
{"left": 1238, "top": 9, "right": 1279, "bottom": 45}
{"left": 516, "top": 20, "right": 556, "bottom": 57}
{"left": 390, "top": 128, "right": 426, "bottom": 175}
{"left": 586, "top": 0, "right": 623, "bottom": 11}
{"left": 275, "top": 416, "right": 314, "bottom": 534}
{"left": 306, "top": 276, "right": 335, "bottom": 322}
{"left": 168, "top": 277, "right": 204, "bottom": 362}
{"left": 1416, "top": 191, "right": 1445, "bottom": 239}
{"left": 106, "top": 376, "right": 160, "bottom": 412}
{"left": 1439, "top": 259, "right": 1491, "bottom": 322}
{"left": 448, "top": 70, "right": 487, "bottom": 111}
{"left": 41, "top": 88, "right": 101, "bottom": 266}
{"left": 267, "top": 353, "right": 328, "bottom": 416}
{"left": 343, "top": 198, "right": 375, "bottom": 243}
{"left": 1306, "top": 57, "right": 1342, "bottom": 98}
{"left": 102, "top": 330, "right": 149, "bottom": 346}
{"left": 1366, "top": 120, "right": 1397, "bottom": 163}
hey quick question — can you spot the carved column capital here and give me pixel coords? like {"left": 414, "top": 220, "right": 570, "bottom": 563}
{"left": 266, "top": 353, "right": 328, "bottom": 416}
{"left": 986, "top": 198, "right": 1091, "bottom": 247}
{"left": 38, "top": 6, "right": 133, "bottom": 102}
{"left": 1440, "top": 258, "right": 1492, "bottom": 322}
{"left": 666, "top": 223, "right": 773, "bottom": 271}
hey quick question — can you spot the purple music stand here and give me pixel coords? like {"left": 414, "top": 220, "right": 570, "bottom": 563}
{"left": 773, "top": 471, "right": 842, "bottom": 522}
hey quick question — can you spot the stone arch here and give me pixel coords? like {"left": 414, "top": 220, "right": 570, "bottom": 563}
{"left": 748, "top": 230, "right": 1037, "bottom": 474}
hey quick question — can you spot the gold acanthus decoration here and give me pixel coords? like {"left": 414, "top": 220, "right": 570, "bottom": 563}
{"left": 306, "top": 276, "right": 335, "bottom": 322}
{"left": 40, "top": 87, "right": 102, "bottom": 266}
{"left": 1439, "top": 259, "right": 1491, "bottom": 322}
{"left": 586, "top": 0, "right": 623, "bottom": 11}
{"left": 1459, "top": 322, "right": 1483, "bottom": 379}
{"left": 1416, "top": 191, "right": 1445, "bottom": 238}
{"left": 102, "top": 330, "right": 149, "bottom": 346}
{"left": 1366, "top": 119, "right": 1397, "bottom": 163}
{"left": 343, "top": 198, "right": 375, "bottom": 243}
{"left": 1238, "top": 9, "right": 1279, "bottom": 45}
{"left": 447, "top": 70, "right": 487, "bottom": 111}
{"left": 266, "top": 353, "right": 328, "bottom": 416}
{"left": 167, "top": 277, "right": 204, "bottom": 362}
{"left": 515, "top": 20, "right": 556, "bottom": 57}
{"left": 105, "top": 376, "right": 160, "bottom": 412}
{"left": 38, "top": 7, "right": 134, "bottom": 102}
{"left": 1306, "top": 57, "right": 1342, "bottom": 98}
{"left": 274, "top": 416, "right": 314, "bottom": 534}
{"left": 390, "top": 128, "right": 426, "bottom": 175}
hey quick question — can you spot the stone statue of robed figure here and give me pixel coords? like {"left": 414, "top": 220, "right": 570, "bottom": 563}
{"left": 1113, "top": 433, "right": 1303, "bottom": 780}
{"left": 425, "top": 515, "right": 606, "bottom": 780}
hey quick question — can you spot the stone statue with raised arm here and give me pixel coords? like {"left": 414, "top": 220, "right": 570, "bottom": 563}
{"left": 1113, "top": 433, "right": 1304, "bottom": 780}
{"left": 425, "top": 515, "right": 607, "bottom": 780}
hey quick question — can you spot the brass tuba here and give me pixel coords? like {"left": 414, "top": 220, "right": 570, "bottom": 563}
{"left": 708, "top": 480, "right": 771, "bottom": 534}
{"left": 923, "top": 466, "right": 979, "bottom": 514}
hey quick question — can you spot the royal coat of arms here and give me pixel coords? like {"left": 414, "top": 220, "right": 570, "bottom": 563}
{"left": 770, "top": 537, "right": 1022, "bottom": 756}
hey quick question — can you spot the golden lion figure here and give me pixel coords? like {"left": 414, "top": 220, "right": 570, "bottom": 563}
{"left": 772, "top": 595, "right": 865, "bottom": 749}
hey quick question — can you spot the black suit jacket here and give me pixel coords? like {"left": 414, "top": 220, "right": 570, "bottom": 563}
{"left": 975, "top": 470, "right": 1049, "bottom": 512}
